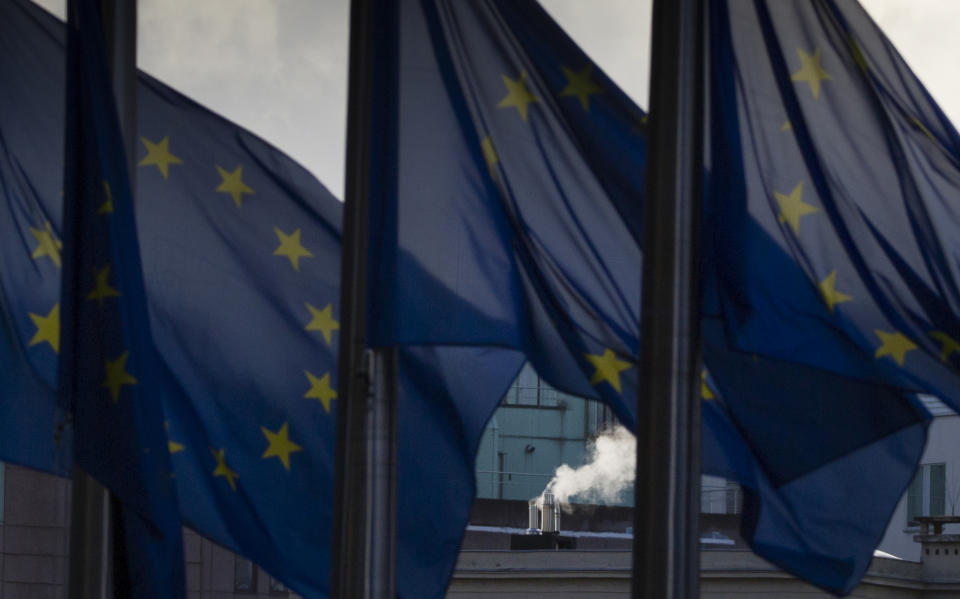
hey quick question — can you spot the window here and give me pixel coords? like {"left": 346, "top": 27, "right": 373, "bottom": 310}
{"left": 907, "top": 463, "right": 946, "bottom": 524}
{"left": 700, "top": 477, "right": 741, "bottom": 514}
{"left": 270, "top": 577, "right": 289, "bottom": 595}
{"left": 234, "top": 557, "right": 257, "bottom": 593}
{"left": 502, "top": 364, "right": 561, "bottom": 407}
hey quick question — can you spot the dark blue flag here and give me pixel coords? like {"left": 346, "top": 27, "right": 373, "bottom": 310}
{"left": 709, "top": 0, "right": 960, "bottom": 401}
{"left": 708, "top": 0, "right": 960, "bottom": 405}
{"left": 707, "top": 0, "right": 960, "bottom": 397}
{"left": 0, "top": 1, "right": 523, "bottom": 597}
{"left": 364, "top": 0, "right": 941, "bottom": 595}
{"left": 60, "top": 1, "right": 185, "bottom": 596}
{"left": 706, "top": 0, "right": 960, "bottom": 591}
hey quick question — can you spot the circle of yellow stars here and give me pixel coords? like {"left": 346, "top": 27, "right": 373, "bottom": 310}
{"left": 123, "top": 135, "right": 342, "bottom": 491}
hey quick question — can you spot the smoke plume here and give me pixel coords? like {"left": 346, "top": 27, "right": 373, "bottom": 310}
{"left": 539, "top": 425, "right": 635, "bottom": 507}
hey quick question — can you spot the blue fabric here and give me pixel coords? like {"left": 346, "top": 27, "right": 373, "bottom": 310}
{"left": 3, "top": 0, "right": 954, "bottom": 596}
{"left": 0, "top": 2, "right": 524, "bottom": 597}
{"left": 365, "top": 0, "right": 945, "bottom": 595}
{"left": 701, "top": 0, "right": 960, "bottom": 592}
{"left": 709, "top": 0, "right": 960, "bottom": 407}
{"left": 61, "top": 2, "right": 185, "bottom": 597}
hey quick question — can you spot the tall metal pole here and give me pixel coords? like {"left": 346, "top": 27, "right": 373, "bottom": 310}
{"left": 632, "top": 0, "right": 705, "bottom": 597}
{"left": 332, "top": 0, "right": 399, "bottom": 597}
{"left": 66, "top": 1, "right": 137, "bottom": 597}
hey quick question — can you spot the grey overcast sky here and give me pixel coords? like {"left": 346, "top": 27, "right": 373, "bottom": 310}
{"left": 32, "top": 1, "right": 960, "bottom": 198}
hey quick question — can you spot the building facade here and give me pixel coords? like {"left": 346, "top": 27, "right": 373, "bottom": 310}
{"left": 478, "top": 368, "right": 960, "bottom": 561}
{"left": 0, "top": 371, "right": 957, "bottom": 596}
{"left": 0, "top": 464, "right": 297, "bottom": 598}
{"left": 474, "top": 363, "right": 616, "bottom": 503}
{"left": 878, "top": 397, "right": 960, "bottom": 561}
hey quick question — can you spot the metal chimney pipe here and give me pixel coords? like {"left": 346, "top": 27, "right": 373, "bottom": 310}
{"left": 526, "top": 499, "right": 540, "bottom": 535}
{"left": 541, "top": 493, "right": 557, "bottom": 533}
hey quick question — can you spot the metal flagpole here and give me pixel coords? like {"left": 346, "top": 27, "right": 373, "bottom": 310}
{"left": 66, "top": 0, "right": 137, "bottom": 597}
{"left": 332, "top": 0, "right": 399, "bottom": 597}
{"left": 632, "top": 0, "right": 705, "bottom": 597}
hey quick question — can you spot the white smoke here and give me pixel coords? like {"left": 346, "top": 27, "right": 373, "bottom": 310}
{"left": 539, "top": 425, "right": 636, "bottom": 507}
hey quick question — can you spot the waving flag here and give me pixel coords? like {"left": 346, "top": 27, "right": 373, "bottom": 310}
{"left": 63, "top": 1, "right": 186, "bottom": 596}
{"left": 364, "top": 0, "right": 947, "bottom": 595}
{"left": 708, "top": 0, "right": 960, "bottom": 404}
{"left": 4, "top": 0, "right": 955, "bottom": 596}
{"left": 706, "top": 1, "right": 960, "bottom": 590}
{"left": 1, "top": 1, "right": 522, "bottom": 597}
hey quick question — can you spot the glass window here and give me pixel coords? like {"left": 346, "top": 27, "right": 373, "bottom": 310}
{"left": 234, "top": 557, "right": 256, "bottom": 593}
{"left": 700, "top": 476, "right": 741, "bottom": 514}
{"left": 930, "top": 463, "right": 946, "bottom": 516}
{"left": 907, "top": 463, "right": 947, "bottom": 524}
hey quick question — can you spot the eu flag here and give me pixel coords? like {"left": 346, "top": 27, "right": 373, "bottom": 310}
{"left": 62, "top": 1, "right": 186, "bottom": 596}
{"left": 365, "top": 0, "right": 940, "bottom": 595}
{"left": 1, "top": 1, "right": 523, "bottom": 597}
{"left": 708, "top": 0, "right": 960, "bottom": 407}
{"left": 706, "top": 0, "right": 960, "bottom": 589}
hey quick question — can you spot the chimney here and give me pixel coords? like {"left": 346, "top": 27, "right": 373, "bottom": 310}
{"left": 914, "top": 515, "right": 960, "bottom": 580}
{"left": 541, "top": 493, "right": 560, "bottom": 533}
{"left": 510, "top": 494, "right": 575, "bottom": 550}
{"left": 526, "top": 499, "right": 540, "bottom": 535}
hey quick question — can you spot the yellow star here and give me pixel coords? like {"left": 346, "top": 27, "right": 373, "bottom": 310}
{"left": 211, "top": 448, "right": 238, "bottom": 491}
{"left": 773, "top": 181, "right": 818, "bottom": 235}
{"left": 930, "top": 331, "right": 960, "bottom": 363}
{"left": 559, "top": 65, "right": 604, "bottom": 111}
{"left": 585, "top": 349, "right": 632, "bottom": 393}
{"left": 30, "top": 221, "right": 62, "bottom": 268}
{"left": 164, "top": 422, "right": 185, "bottom": 453}
{"left": 874, "top": 330, "right": 917, "bottom": 367}
{"left": 273, "top": 227, "right": 313, "bottom": 271}
{"left": 818, "top": 270, "right": 852, "bottom": 313}
{"left": 481, "top": 136, "right": 498, "bottom": 179}
{"left": 701, "top": 369, "right": 715, "bottom": 400}
{"left": 781, "top": 120, "right": 792, "bottom": 132}
{"left": 304, "top": 370, "right": 337, "bottom": 412}
{"left": 497, "top": 71, "right": 539, "bottom": 122}
{"left": 215, "top": 164, "right": 254, "bottom": 208}
{"left": 28, "top": 303, "right": 59, "bottom": 353}
{"left": 305, "top": 303, "right": 339, "bottom": 346}
{"left": 138, "top": 136, "right": 183, "bottom": 179}
{"left": 261, "top": 422, "right": 303, "bottom": 471}
{"left": 98, "top": 180, "right": 113, "bottom": 214}
{"left": 791, "top": 47, "right": 832, "bottom": 100}
{"left": 87, "top": 265, "right": 120, "bottom": 308}
{"left": 102, "top": 351, "right": 137, "bottom": 403}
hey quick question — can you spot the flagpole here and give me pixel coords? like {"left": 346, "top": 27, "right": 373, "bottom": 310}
{"left": 66, "top": 0, "right": 137, "bottom": 597}
{"left": 632, "top": 0, "right": 705, "bottom": 597}
{"left": 332, "top": 0, "right": 399, "bottom": 597}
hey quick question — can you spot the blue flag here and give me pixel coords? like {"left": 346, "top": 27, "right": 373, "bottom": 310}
{"left": 708, "top": 1, "right": 960, "bottom": 406}
{"left": 364, "top": 0, "right": 941, "bottom": 595}
{"left": 706, "top": 1, "right": 960, "bottom": 590}
{"left": 61, "top": 1, "right": 185, "bottom": 596}
{"left": 0, "top": 1, "right": 523, "bottom": 597}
